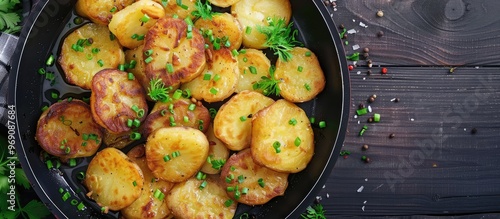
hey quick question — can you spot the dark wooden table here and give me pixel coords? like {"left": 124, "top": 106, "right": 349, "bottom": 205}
{"left": 317, "top": 0, "right": 500, "bottom": 218}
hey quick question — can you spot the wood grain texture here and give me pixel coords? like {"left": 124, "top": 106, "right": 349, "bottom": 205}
{"left": 329, "top": 0, "right": 500, "bottom": 66}
{"left": 320, "top": 66, "right": 500, "bottom": 216}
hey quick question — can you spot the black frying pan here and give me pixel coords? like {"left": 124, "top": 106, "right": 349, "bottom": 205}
{"left": 9, "top": 0, "right": 350, "bottom": 218}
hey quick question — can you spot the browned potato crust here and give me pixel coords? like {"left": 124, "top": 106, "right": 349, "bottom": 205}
{"left": 235, "top": 48, "right": 271, "bottom": 93}
{"left": 146, "top": 127, "right": 209, "bottom": 183}
{"left": 220, "top": 148, "right": 288, "bottom": 205}
{"left": 90, "top": 69, "right": 148, "bottom": 134}
{"left": 141, "top": 98, "right": 211, "bottom": 137}
{"left": 102, "top": 129, "right": 134, "bottom": 149}
{"left": 124, "top": 45, "right": 149, "bottom": 93}
{"left": 58, "top": 23, "right": 125, "bottom": 90}
{"left": 84, "top": 147, "right": 144, "bottom": 211}
{"left": 275, "top": 47, "right": 326, "bottom": 102}
{"left": 155, "top": 0, "right": 197, "bottom": 20}
{"left": 208, "top": 0, "right": 241, "bottom": 7}
{"left": 200, "top": 123, "right": 230, "bottom": 174}
{"left": 144, "top": 17, "right": 206, "bottom": 88}
{"left": 194, "top": 12, "right": 243, "bottom": 51}
{"left": 166, "top": 175, "right": 236, "bottom": 219}
{"left": 36, "top": 99, "right": 103, "bottom": 161}
{"left": 121, "top": 145, "right": 175, "bottom": 219}
{"left": 251, "top": 99, "right": 314, "bottom": 173}
{"left": 75, "top": 0, "right": 134, "bottom": 25}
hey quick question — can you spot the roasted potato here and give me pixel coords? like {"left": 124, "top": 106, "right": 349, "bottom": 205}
{"left": 155, "top": 0, "right": 197, "bottom": 20}
{"left": 144, "top": 17, "right": 206, "bottom": 88}
{"left": 90, "top": 69, "right": 148, "bottom": 134}
{"left": 58, "top": 23, "right": 125, "bottom": 90}
{"left": 102, "top": 129, "right": 134, "bottom": 149}
{"left": 214, "top": 90, "right": 274, "bottom": 151}
{"left": 141, "top": 98, "right": 211, "bottom": 137}
{"left": 36, "top": 99, "right": 103, "bottom": 161}
{"left": 166, "top": 175, "right": 236, "bottom": 219}
{"left": 231, "top": 0, "right": 292, "bottom": 49}
{"left": 124, "top": 44, "right": 149, "bottom": 92}
{"left": 146, "top": 127, "right": 209, "bottom": 183}
{"left": 121, "top": 145, "right": 175, "bottom": 219}
{"left": 194, "top": 12, "right": 243, "bottom": 51}
{"left": 200, "top": 123, "right": 230, "bottom": 174}
{"left": 181, "top": 48, "right": 239, "bottom": 103}
{"left": 235, "top": 49, "right": 271, "bottom": 93}
{"left": 84, "top": 147, "right": 144, "bottom": 211}
{"left": 108, "top": 0, "right": 165, "bottom": 49}
{"left": 251, "top": 99, "right": 314, "bottom": 173}
{"left": 208, "top": 0, "right": 241, "bottom": 7}
{"left": 275, "top": 47, "right": 325, "bottom": 102}
{"left": 75, "top": 0, "right": 134, "bottom": 25}
{"left": 220, "top": 148, "right": 288, "bottom": 205}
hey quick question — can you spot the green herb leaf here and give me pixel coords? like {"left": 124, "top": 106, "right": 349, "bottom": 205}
{"left": 15, "top": 168, "right": 30, "bottom": 189}
{"left": 301, "top": 203, "right": 326, "bottom": 219}
{"left": 191, "top": 0, "right": 213, "bottom": 20}
{"left": 257, "top": 17, "right": 302, "bottom": 61}
{"left": 346, "top": 52, "right": 360, "bottom": 61}
{"left": 0, "top": 0, "right": 21, "bottom": 34}
{"left": 148, "top": 78, "right": 172, "bottom": 102}
{"left": 252, "top": 66, "right": 281, "bottom": 96}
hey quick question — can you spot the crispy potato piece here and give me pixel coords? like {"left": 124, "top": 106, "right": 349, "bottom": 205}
{"left": 181, "top": 48, "right": 239, "bottom": 103}
{"left": 275, "top": 47, "right": 325, "bottom": 102}
{"left": 109, "top": 0, "right": 165, "bottom": 49}
{"left": 235, "top": 49, "right": 270, "bottom": 93}
{"left": 141, "top": 98, "right": 211, "bottom": 137}
{"left": 144, "top": 17, "right": 206, "bottom": 88}
{"left": 214, "top": 91, "right": 274, "bottom": 151}
{"left": 124, "top": 45, "right": 149, "bottom": 92}
{"left": 102, "top": 129, "right": 134, "bottom": 149}
{"left": 121, "top": 145, "right": 175, "bottom": 219}
{"left": 220, "top": 148, "right": 288, "bottom": 205}
{"left": 208, "top": 0, "right": 241, "bottom": 7}
{"left": 146, "top": 127, "right": 209, "bottom": 183}
{"left": 58, "top": 23, "right": 125, "bottom": 90}
{"left": 166, "top": 175, "right": 236, "bottom": 219}
{"left": 251, "top": 99, "right": 314, "bottom": 173}
{"left": 231, "top": 0, "right": 291, "bottom": 49}
{"left": 155, "top": 0, "right": 196, "bottom": 20}
{"left": 36, "top": 99, "right": 103, "bottom": 161}
{"left": 195, "top": 12, "right": 243, "bottom": 51}
{"left": 75, "top": 0, "right": 134, "bottom": 25}
{"left": 84, "top": 147, "right": 144, "bottom": 211}
{"left": 200, "top": 123, "right": 230, "bottom": 174}
{"left": 90, "top": 69, "right": 148, "bottom": 134}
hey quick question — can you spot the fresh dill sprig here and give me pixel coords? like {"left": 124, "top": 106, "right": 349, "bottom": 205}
{"left": 147, "top": 78, "right": 172, "bottom": 102}
{"left": 252, "top": 66, "right": 281, "bottom": 96}
{"left": 191, "top": 0, "right": 213, "bottom": 20}
{"left": 257, "top": 17, "right": 302, "bottom": 62}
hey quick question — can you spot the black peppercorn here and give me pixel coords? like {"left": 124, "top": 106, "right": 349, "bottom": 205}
{"left": 358, "top": 103, "right": 365, "bottom": 109}
{"left": 367, "top": 70, "right": 372, "bottom": 75}
{"left": 368, "top": 96, "right": 375, "bottom": 103}
{"left": 471, "top": 128, "right": 477, "bottom": 134}
{"left": 363, "top": 47, "right": 370, "bottom": 53}
{"left": 394, "top": 98, "right": 400, "bottom": 102}
{"left": 389, "top": 133, "right": 395, "bottom": 138}
{"left": 364, "top": 157, "right": 371, "bottom": 163}
{"left": 362, "top": 144, "right": 369, "bottom": 151}
{"left": 367, "top": 117, "right": 374, "bottom": 123}
{"left": 377, "top": 31, "right": 384, "bottom": 37}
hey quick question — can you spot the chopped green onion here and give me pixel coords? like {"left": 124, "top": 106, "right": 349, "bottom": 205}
{"left": 245, "top": 26, "right": 252, "bottom": 34}
{"left": 110, "top": 32, "right": 116, "bottom": 41}
{"left": 163, "top": 155, "right": 171, "bottom": 162}
{"left": 356, "top": 108, "right": 368, "bottom": 116}
{"left": 46, "top": 54, "right": 55, "bottom": 66}
{"left": 183, "top": 116, "right": 189, "bottom": 122}
{"left": 203, "top": 73, "right": 211, "bottom": 80}
{"left": 234, "top": 189, "right": 241, "bottom": 200}
{"left": 92, "top": 48, "right": 100, "bottom": 54}
{"left": 46, "top": 160, "right": 53, "bottom": 169}
{"left": 359, "top": 125, "right": 368, "bottom": 136}
{"left": 65, "top": 147, "right": 71, "bottom": 154}
{"left": 230, "top": 166, "right": 236, "bottom": 171}
{"left": 171, "top": 89, "right": 182, "bottom": 99}
{"left": 258, "top": 178, "right": 265, "bottom": 188}
{"left": 239, "top": 116, "right": 247, "bottom": 122}
{"left": 184, "top": 16, "right": 193, "bottom": 25}
{"left": 242, "top": 57, "right": 248, "bottom": 62}
{"left": 249, "top": 66, "right": 257, "bottom": 74}
{"left": 199, "top": 180, "right": 207, "bottom": 189}
{"left": 137, "top": 34, "right": 145, "bottom": 40}
{"left": 133, "top": 181, "right": 137, "bottom": 187}
{"left": 310, "top": 117, "right": 315, "bottom": 124}
{"left": 145, "top": 49, "right": 154, "bottom": 56}
{"left": 319, "top": 121, "right": 326, "bottom": 128}
{"left": 182, "top": 89, "right": 191, "bottom": 98}
{"left": 81, "top": 141, "right": 87, "bottom": 146}
{"left": 166, "top": 63, "right": 174, "bottom": 73}
{"left": 86, "top": 54, "right": 93, "bottom": 60}
{"left": 196, "top": 171, "right": 206, "bottom": 180}
{"left": 118, "top": 64, "right": 125, "bottom": 71}
{"left": 128, "top": 72, "right": 135, "bottom": 80}
{"left": 210, "top": 87, "right": 218, "bottom": 95}
{"left": 273, "top": 141, "right": 281, "bottom": 153}
{"left": 133, "top": 119, "right": 141, "bottom": 127}
{"left": 304, "top": 83, "right": 311, "bottom": 91}
{"left": 305, "top": 51, "right": 312, "bottom": 57}
{"left": 213, "top": 74, "right": 221, "bottom": 82}
{"left": 77, "top": 202, "right": 86, "bottom": 211}
{"left": 231, "top": 49, "right": 239, "bottom": 57}
{"left": 294, "top": 137, "right": 301, "bottom": 146}
{"left": 188, "top": 103, "right": 196, "bottom": 111}
{"left": 144, "top": 56, "right": 153, "bottom": 64}
{"left": 70, "top": 199, "right": 79, "bottom": 206}
{"left": 51, "top": 92, "right": 58, "bottom": 99}
{"left": 38, "top": 68, "right": 46, "bottom": 75}
{"left": 226, "top": 186, "right": 235, "bottom": 192}
{"left": 374, "top": 113, "right": 381, "bottom": 122}
{"left": 129, "top": 60, "right": 137, "bottom": 69}
{"left": 110, "top": 6, "right": 117, "bottom": 12}
{"left": 62, "top": 192, "right": 71, "bottom": 201}
{"left": 238, "top": 175, "right": 245, "bottom": 184}
{"left": 289, "top": 118, "right": 297, "bottom": 126}
{"left": 153, "top": 189, "right": 165, "bottom": 200}
{"left": 137, "top": 109, "right": 145, "bottom": 118}
{"left": 241, "top": 187, "right": 249, "bottom": 194}
{"left": 69, "top": 158, "right": 77, "bottom": 167}
{"left": 297, "top": 66, "right": 303, "bottom": 72}
{"left": 127, "top": 119, "right": 133, "bottom": 127}
{"left": 77, "top": 172, "right": 85, "bottom": 180}
{"left": 140, "top": 14, "right": 150, "bottom": 23}
{"left": 41, "top": 105, "right": 49, "bottom": 111}
{"left": 130, "top": 132, "right": 141, "bottom": 140}
{"left": 97, "top": 59, "right": 104, "bottom": 67}
{"left": 224, "top": 199, "right": 234, "bottom": 207}
{"left": 131, "top": 34, "right": 138, "bottom": 39}
{"left": 209, "top": 108, "right": 217, "bottom": 118}
{"left": 239, "top": 49, "right": 246, "bottom": 54}
{"left": 172, "top": 151, "right": 181, "bottom": 158}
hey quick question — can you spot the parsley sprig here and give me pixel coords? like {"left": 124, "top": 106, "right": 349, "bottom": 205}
{"left": 257, "top": 17, "right": 302, "bottom": 62}
{"left": 191, "top": 0, "right": 213, "bottom": 20}
{"left": 301, "top": 203, "right": 326, "bottom": 219}
{"left": 252, "top": 66, "right": 281, "bottom": 96}
{"left": 0, "top": 0, "right": 22, "bottom": 34}
{"left": 147, "top": 78, "right": 172, "bottom": 102}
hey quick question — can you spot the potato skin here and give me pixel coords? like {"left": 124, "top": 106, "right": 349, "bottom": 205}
{"left": 144, "top": 17, "right": 206, "bottom": 88}
{"left": 275, "top": 47, "right": 326, "bottom": 102}
{"left": 121, "top": 145, "right": 175, "bottom": 219}
{"left": 235, "top": 48, "right": 271, "bottom": 93}
{"left": 166, "top": 175, "right": 236, "bottom": 219}
{"left": 155, "top": 0, "right": 197, "bottom": 20}
{"left": 75, "top": 0, "right": 134, "bottom": 25}
{"left": 58, "top": 23, "right": 125, "bottom": 90}
{"left": 84, "top": 147, "right": 144, "bottom": 211}
{"left": 220, "top": 148, "right": 288, "bottom": 205}
{"left": 195, "top": 12, "right": 243, "bottom": 51}
{"left": 90, "top": 69, "right": 148, "bottom": 134}
{"left": 251, "top": 99, "right": 314, "bottom": 173}
{"left": 36, "top": 99, "right": 103, "bottom": 161}
{"left": 108, "top": 0, "right": 165, "bottom": 49}
{"left": 146, "top": 127, "right": 209, "bottom": 183}
{"left": 214, "top": 90, "right": 274, "bottom": 151}
{"left": 231, "top": 0, "right": 292, "bottom": 49}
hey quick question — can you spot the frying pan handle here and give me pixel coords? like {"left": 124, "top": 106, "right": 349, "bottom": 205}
{"left": 0, "top": 33, "right": 18, "bottom": 127}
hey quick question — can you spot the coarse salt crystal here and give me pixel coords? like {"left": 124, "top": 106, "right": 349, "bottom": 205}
{"left": 357, "top": 71, "right": 361, "bottom": 75}
{"left": 410, "top": 118, "right": 414, "bottom": 121}
{"left": 357, "top": 121, "right": 360, "bottom": 124}
{"left": 354, "top": 115, "right": 358, "bottom": 119}
{"left": 326, "top": 193, "right": 330, "bottom": 198}
{"left": 363, "top": 200, "right": 367, "bottom": 204}
{"left": 322, "top": 185, "right": 326, "bottom": 189}
{"left": 359, "top": 22, "right": 367, "bottom": 28}
{"left": 357, "top": 186, "right": 364, "bottom": 193}
{"left": 390, "top": 98, "right": 396, "bottom": 102}
{"left": 363, "top": 77, "right": 366, "bottom": 80}
{"left": 352, "top": 44, "right": 360, "bottom": 50}
{"left": 352, "top": 19, "right": 356, "bottom": 22}
{"left": 364, "top": 178, "right": 368, "bottom": 182}
{"left": 367, "top": 105, "right": 372, "bottom": 112}
{"left": 347, "top": 29, "right": 357, "bottom": 34}
{"left": 361, "top": 206, "right": 365, "bottom": 211}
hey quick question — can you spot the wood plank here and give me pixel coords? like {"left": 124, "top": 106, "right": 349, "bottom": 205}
{"left": 327, "top": 0, "right": 500, "bottom": 66}
{"left": 319, "top": 66, "right": 500, "bottom": 216}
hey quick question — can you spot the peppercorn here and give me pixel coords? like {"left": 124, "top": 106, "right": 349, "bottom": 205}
{"left": 364, "top": 157, "right": 371, "bottom": 163}
{"left": 367, "top": 59, "right": 373, "bottom": 64}
{"left": 394, "top": 98, "right": 400, "bottom": 102}
{"left": 381, "top": 67, "right": 388, "bottom": 74}
{"left": 367, "top": 117, "right": 374, "bottom": 123}
{"left": 471, "top": 128, "right": 477, "bottom": 134}
{"left": 358, "top": 103, "right": 365, "bottom": 109}
{"left": 368, "top": 97, "right": 375, "bottom": 103}
{"left": 362, "top": 144, "right": 369, "bottom": 151}
{"left": 389, "top": 133, "right": 395, "bottom": 138}
{"left": 367, "top": 70, "right": 372, "bottom": 75}
{"left": 377, "top": 31, "right": 384, "bottom": 37}
{"left": 363, "top": 53, "right": 369, "bottom": 59}
{"left": 376, "top": 10, "right": 384, "bottom": 17}
{"left": 363, "top": 47, "right": 370, "bottom": 53}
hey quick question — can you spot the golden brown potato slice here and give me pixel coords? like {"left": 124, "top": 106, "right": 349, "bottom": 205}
{"left": 231, "top": 0, "right": 292, "bottom": 49}
{"left": 251, "top": 99, "right": 314, "bottom": 173}
{"left": 108, "top": 0, "right": 165, "bottom": 49}
{"left": 181, "top": 48, "right": 239, "bottom": 103}
{"left": 75, "top": 0, "right": 134, "bottom": 25}
{"left": 200, "top": 123, "right": 230, "bottom": 174}
{"left": 144, "top": 17, "right": 206, "bottom": 88}
{"left": 214, "top": 90, "right": 274, "bottom": 151}
{"left": 220, "top": 148, "right": 288, "bottom": 205}
{"left": 121, "top": 145, "right": 175, "bottom": 219}
{"left": 146, "top": 127, "right": 209, "bottom": 183}
{"left": 166, "top": 175, "right": 236, "bottom": 219}
{"left": 84, "top": 147, "right": 144, "bottom": 211}
{"left": 141, "top": 98, "right": 211, "bottom": 137}
{"left": 235, "top": 49, "right": 271, "bottom": 93}
{"left": 102, "top": 129, "right": 134, "bottom": 149}
{"left": 58, "top": 23, "right": 125, "bottom": 90}
{"left": 124, "top": 45, "right": 149, "bottom": 92}
{"left": 90, "top": 69, "right": 148, "bottom": 134}
{"left": 36, "top": 99, "right": 103, "bottom": 161}
{"left": 155, "top": 0, "right": 197, "bottom": 20}
{"left": 208, "top": 0, "right": 241, "bottom": 7}
{"left": 194, "top": 12, "right": 243, "bottom": 51}
{"left": 275, "top": 47, "right": 325, "bottom": 102}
